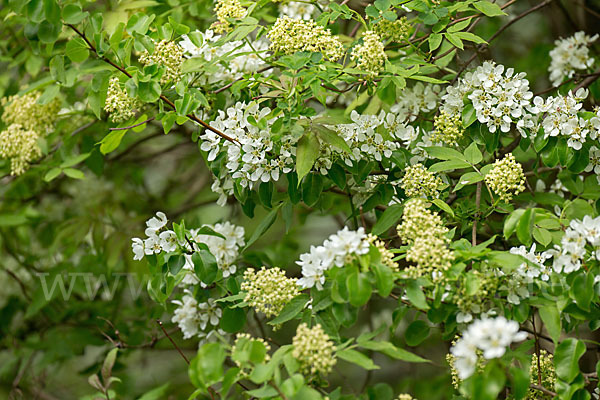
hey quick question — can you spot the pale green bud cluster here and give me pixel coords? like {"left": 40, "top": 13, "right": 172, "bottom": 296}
{"left": 267, "top": 16, "right": 345, "bottom": 61}
{"left": 431, "top": 110, "right": 464, "bottom": 145}
{"left": 485, "top": 153, "right": 525, "bottom": 202}
{"left": 397, "top": 395, "right": 415, "bottom": 400}
{"left": 241, "top": 267, "right": 300, "bottom": 318}
{"left": 1, "top": 91, "right": 60, "bottom": 134}
{"left": 104, "top": 77, "right": 141, "bottom": 123}
{"left": 292, "top": 323, "right": 337, "bottom": 376}
{"left": 375, "top": 16, "right": 411, "bottom": 43}
{"left": 453, "top": 268, "right": 499, "bottom": 315}
{"left": 0, "top": 124, "right": 42, "bottom": 175}
{"left": 400, "top": 163, "right": 442, "bottom": 198}
{"left": 367, "top": 234, "right": 399, "bottom": 271}
{"left": 212, "top": 0, "right": 247, "bottom": 33}
{"left": 446, "top": 345, "right": 485, "bottom": 389}
{"left": 528, "top": 350, "right": 556, "bottom": 400}
{"left": 351, "top": 30, "right": 387, "bottom": 78}
{"left": 397, "top": 199, "right": 454, "bottom": 277}
{"left": 139, "top": 40, "right": 184, "bottom": 84}
{"left": 0, "top": 91, "right": 61, "bottom": 175}
{"left": 232, "top": 333, "right": 271, "bottom": 370}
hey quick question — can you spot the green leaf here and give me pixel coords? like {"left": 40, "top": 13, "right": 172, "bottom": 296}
{"left": 429, "top": 33, "right": 443, "bottom": 51}
{"left": 296, "top": 132, "right": 320, "bottom": 183}
{"left": 538, "top": 305, "right": 561, "bottom": 344}
{"left": 428, "top": 159, "right": 471, "bottom": 172}
{"left": 192, "top": 249, "right": 218, "bottom": 285}
{"left": 65, "top": 37, "right": 90, "bottom": 63}
{"left": 405, "top": 320, "right": 430, "bottom": 346}
{"left": 405, "top": 281, "right": 429, "bottom": 310}
{"left": 570, "top": 272, "right": 594, "bottom": 311}
{"left": 137, "top": 80, "right": 161, "bottom": 102}
{"left": 220, "top": 306, "right": 246, "bottom": 333}
{"left": 63, "top": 168, "right": 85, "bottom": 179}
{"left": 504, "top": 209, "right": 525, "bottom": 239}
{"left": 62, "top": 4, "right": 88, "bottom": 24}
{"left": 244, "top": 204, "right": 281, "bottom": 249}
{"left": 302, "top": 173, "right": 323, "bottom": 207}
{"left": 358, "top": 340, "right": 429, "bottom": 363}
{"left": 464, "top": 142, "right": 483, "bottom": 165}
{"left": 516, "top": 208, "right": 535, "bottom": 246}
{"left": 190, "top": 343, "right": 226, "bottom": 387}
{"left": 444, "top": 33, "right": 464, "bottom": 50}
{"left": 347, "top": 271, "right": 372, "bottom": 307}
{"left": 454, "top": 32, "right": 487, "bottom": 44}
{"left": 474, "top": 1, "right": 506, "bottom": 17}
{"left": 462, "top": 103, "right": 477, "bottom": 128}
{"left": 268, "top": 294, "right": 309, "bottom": 325}
{"left": 337, "top": 349, "right": 379, "bottom": 370}
{"left": 102, "top": 348, "right": 118, "bottom": 383}
{"left": 0, "top": 215, "right": 28, "bottom": 226}
{"left": 100, "top": 130, "right": 127, "bottom": 154}
{"left": 432, "top": 198, "right": 454, "bottom": 217}
{"left": 137, "top": 384, "right": 170, "bottom": 400}
{"left": 372, "top": 264, "right": 394, "bottom": 297}
{"left": 424, "top": 146, "right": 468, "bottom": 161}
{"left": 44, "top": 167, "right": 62, "bottom": 182}
{"left": 167, "top": 254, "right": 185, "bottom": 275}
{"left": 554, "top": 339, "right": 585, "bottom": 383}
{"left": 371, "top": 204, "right": 403, "bottom": 235}
{"left": 314, "top": 125, "right": 351, "bottom": 154}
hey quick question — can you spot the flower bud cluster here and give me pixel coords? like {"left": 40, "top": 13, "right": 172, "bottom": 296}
{"left": 397, "top": 199, "right": 454, "bottom": 277}
{"left": 1, "top": 91, "right": 60, "bottom": 134}
{"left": 351, "top": 30, "right": 387, "bottom": 78}
{"left": 267, "top": 16, "right": 344, "bottom": 61}
{"left": 232, "top": 333, "right": 271, "bottom": 369}
{"left": 400, "top": 163, "right": 442, "bottom": 198}
{"left": 485, "top": 153, "right": 525, "bottom": 202}
{"left": 366, "top": 234, "right": 399, "bottom": 271}
{"left": 139, "top": 40, "right": 184, "bottom": 84}
{"left": 528, "top": 350, "right": 556, "bottom": 400}
{"left": 211, "top": 0, "right": 247, "bottom": 33}
{"left": 375, "top": 16, "right": 411, "bottom": 43}
{"left": 431, "top": 110, "right": 463, "bottom": 145}
{"left": 0, "top": 124, "right": 41, "bottom": 175}
{"left": 241, "top": 267, "right": 300, "bottom": 318}
{"left": 104, "top": 77, "right": 141, "bottom": 123}
{"left": 1, "top": 91, "right": 61, "bottom": 175}
{"left": 292, "top": 323, "right": 337, "bottom": 376}
{"left": 396, "top": 395, "right": 415, "bottom": 400}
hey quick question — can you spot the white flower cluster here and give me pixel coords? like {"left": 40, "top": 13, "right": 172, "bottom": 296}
{"left": 179, "top": 29, "right": 268, "bottom": 84}
{"left": 279, "top": 1, "right": 316, "bottom": 20}
{"left": 203, "top": 102, "right": 296, "bottom": 191}
{"left": 322, "top": 110, "right": 411, "bottom": 170}
{"left": 549, "top": 31, "right": 598, "bottom": 86}
{"left": 297, "top": 227, "right": 370, "bottom": 290}
{"left": 505, "top": 244, "right": 552, "bottom": 304}
{"left": 130, "top": 212, "right": 245, "bottom": 282}
{"left": 391, "top": 83, "right": 443, "bottom": 123}
{"left": 534, "top": 88, "right": 599, "bottom": 150}
{"left": 171, "top": 293, "right": 223, "bottom": 340}
{"left": 550, "top": 215, "right": 600, "bottom": 274}
{"left": 442, "top": 61, "right": 536, "bottom": 136}
{"left": 587, "top": 145, "right": 600, "bottom": 183}
{"left": 450, "top": 316, "right": 527, "bottom": 379}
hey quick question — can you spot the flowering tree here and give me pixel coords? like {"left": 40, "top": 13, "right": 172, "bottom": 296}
{"left": 3, "top": 0, "right": 600, "bottom": 399}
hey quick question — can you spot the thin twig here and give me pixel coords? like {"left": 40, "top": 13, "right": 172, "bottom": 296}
{"left": 530, "top": 384, "right": 557, "bottom": 397}
{"left": 109, "top": 117, "right": 155, "bottom": 131}
{"left": 472, "top": 182, "right": 482, "bottom": 246}
{"left": 65, "top": 24, "right": 238, "bottom": 144}
{"left": 156, "top": 319, "right": 190, "bottom": 364}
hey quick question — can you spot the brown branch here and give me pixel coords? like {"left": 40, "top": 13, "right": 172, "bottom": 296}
{"left": 530, "top": 384, "right": 557, "bottom": 398}
{"left": 156, "top": 319, "right": 190, "bottom": 364}
{"left": 524, "top": 166, "right": 561, "bottom": 177}
{"left": 64, "top": 24, "right": 238, "bottom": 144}
{"left": 574, "top": 68, "right": 600, "bottom": 91}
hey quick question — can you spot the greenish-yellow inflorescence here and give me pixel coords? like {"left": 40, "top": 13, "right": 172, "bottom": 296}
{"left": 1, "top": 91, "right": 61, "bottom": 134}
{"left": 431, "top": 110, "right": 464, "bottom": 145}
{"left": 485, "top": 153, "right": 526, "bottom": 202}
{"left": 528, "top": 350, "right": 556, "bottom": 400}
{"left": 267, "top": 16, "right": 345, "bottom": 61}
{"left": 397, "top": 198, "right": 454, "bottom": 278}
{"left": 232, "top": 333, "right": 271, "bottom": 370}
{"left": 139, "top": 40, "right": 185, "bottom": 84}
{"left": 367, "top": 234, "right": 399, "bottom": 271}
{"left": 447, "top": 344, "right": 486, "bottom": 389}
{"left": 453, "top": 268, "right": 499, "bottom": 318}
{"left": 0, "top": 124, "right": 42, "bottom": 176}
{"left": 292, "top": 323, "right": 337, "bottom": 377}
{"left": 396, "top": 395, "right": 415, "bottom": 400}
{"left": 241, "top": 267, "right": 300, "bottom": 318}
{"left": 400, "top": 163, "right": 443, "bottom": 198}
{"left": 375, "top": 16, "right": 411, "bottom": 43}
{"left": 351, "top": 30, "right": 388, "bottom": 78}
{"left": 211, "top": 0, "right": 247, "bottom": 33}
{"left": 104, "top": 77, "right": 142, "bottom": 123}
